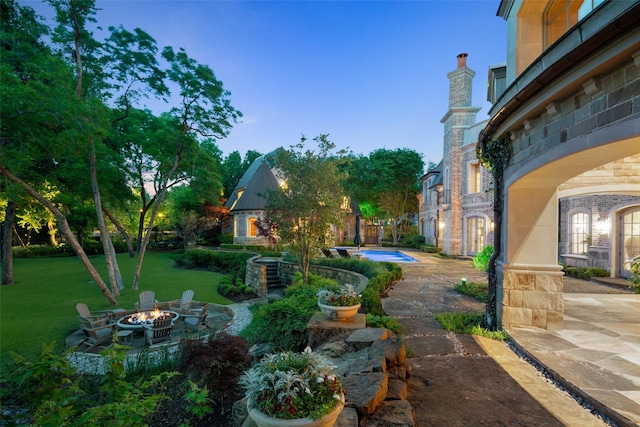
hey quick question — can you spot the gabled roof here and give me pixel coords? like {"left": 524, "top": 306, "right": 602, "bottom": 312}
{"left": 225, "top": 151, "right": 282, "bottom": 212}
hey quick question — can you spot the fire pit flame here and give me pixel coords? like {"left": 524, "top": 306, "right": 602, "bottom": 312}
{"left": 123, "top": 308, "right": 170, "bottom": 325}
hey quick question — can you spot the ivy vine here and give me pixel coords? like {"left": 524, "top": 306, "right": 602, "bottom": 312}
{"left": 476, "top": 135, "right": 511, "bottom": 329}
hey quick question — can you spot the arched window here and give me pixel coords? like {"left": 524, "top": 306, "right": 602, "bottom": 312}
{"left": 570, "top": 212, "right": 590, "bottom": 254}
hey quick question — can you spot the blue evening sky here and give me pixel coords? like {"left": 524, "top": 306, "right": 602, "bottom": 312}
{"left": 23, "top": 0, "right": 506, "bottom": 165}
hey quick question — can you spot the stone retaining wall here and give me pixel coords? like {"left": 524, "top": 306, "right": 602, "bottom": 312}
{"left": 245, "top": 256, "right": 368, "bottom": 296}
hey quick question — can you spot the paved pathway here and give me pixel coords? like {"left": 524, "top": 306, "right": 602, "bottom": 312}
{"left": 383, "top": 251, "right": 614, "bottom": 426}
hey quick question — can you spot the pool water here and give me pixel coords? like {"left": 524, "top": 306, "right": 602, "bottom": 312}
{"left": 357, "top": 250, "right": 419, "bottom": 263}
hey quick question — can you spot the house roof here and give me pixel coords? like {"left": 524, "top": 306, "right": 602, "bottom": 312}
{"left": 225, "top": 151, "right": 281, "bottom": 212}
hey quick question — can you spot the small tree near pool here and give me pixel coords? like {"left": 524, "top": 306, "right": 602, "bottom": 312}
{"left": 263, "top": 135, "right": 348, "bottom": 282}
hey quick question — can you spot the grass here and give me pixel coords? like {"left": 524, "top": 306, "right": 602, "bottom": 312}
{"left": 0, "top": 251, "right": 230, "bottom": 362}
{"left": 454, "top": 281, "right": 488, "bottom": 302}
{"left": 435, "top": 312, "right": 509, "bottom": 342}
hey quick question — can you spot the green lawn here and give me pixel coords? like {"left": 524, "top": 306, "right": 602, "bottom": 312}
{"left": 0, "top": 251, "right": 231, "bottom": 362}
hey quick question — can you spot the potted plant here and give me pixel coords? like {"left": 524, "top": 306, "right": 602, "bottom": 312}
{"left": 317, "top": 283, "right": 361, "bottom": 321}
{"left": 240, "top": 348, "right": 345, "bottom": 427}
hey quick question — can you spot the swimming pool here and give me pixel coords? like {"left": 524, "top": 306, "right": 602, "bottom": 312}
{"left": 333, "top": 249, "right": 419, "bottom": 263}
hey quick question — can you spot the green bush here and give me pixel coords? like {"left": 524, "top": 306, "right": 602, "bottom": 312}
{"left": 218, "top": 275, "right": 255, "bottom": 297}
{"left": 218, "top": 233, "right": 234, "bottom": 245}
{"left": 12, "top": 241, "right": 129, "bottom": 258}
{"left": 472, "top": 245, "right": 494, "bottom": 272}
{"left": 563, "top": 265, "right": 609, "bottom": 280}
{"left": 420, "top": 245, "right": 441, "bottom": 253}
{"left": 401, "top": 234, "right": 425, "bottom": 249}
{"left": 172, "top": 249, "right": 253, "bottom": 282}
{"left": 4, "top": 342, "right": 178, "bottom": 426}
{"left": 241, "top": 273, "right": 334, "bottom": 351}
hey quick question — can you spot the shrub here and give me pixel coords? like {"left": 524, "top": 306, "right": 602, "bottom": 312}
{"left": 420, "top": 245, "right": 441, "bottom": 253}
{"left": 563, "top": 265, "right": 609, "bottom": 280}
{"left": 402, "top": 234, "right": 425, "bottom": 249}
{"left": 172, "top": 249, "right": 253, "bottom": 282}
{"left": 240, "top": 274, "right": 335, "bottom": 351}
{"left": 472, "top": 245, "right": 494, "bottom": 272}
{"left": 4, "top": 342, "right": 178, "bottom": 426}
{"left": 218, "top": 275, "right": 255, "bottom": 297}
{"left": 178, "top": 333, "right": 252, "bottom": 406}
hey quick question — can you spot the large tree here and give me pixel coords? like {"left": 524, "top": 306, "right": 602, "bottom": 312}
{"left": 264, "top": 135, "right": 348, "bottom": 282}
{"left": 348, "top": 149, "right": 424, "bottom": 245}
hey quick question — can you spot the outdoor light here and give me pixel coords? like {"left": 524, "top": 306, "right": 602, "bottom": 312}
{"left": 461, "top": 278, "right": 467, "bottom": 285}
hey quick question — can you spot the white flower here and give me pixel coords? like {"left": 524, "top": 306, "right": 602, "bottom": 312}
{"left": 333, "top": 394, "right": 341, "bottom": 400}
{"left": 304, "top": 346, "right": 313, "bottom": 354}
{"left": 317, "top": 376, "right": 325, "bottom": 383}
{"left": 327, "top": 374, "right": 336, "bottom": 381}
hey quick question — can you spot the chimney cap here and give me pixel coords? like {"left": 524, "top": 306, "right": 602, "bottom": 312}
{"left": 457, "top": 53, "right": 468, "bottom": 68}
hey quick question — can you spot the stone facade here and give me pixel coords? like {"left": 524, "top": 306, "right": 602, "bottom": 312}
{"left": 481, "top": 0, "right": 640, "bottom": 330}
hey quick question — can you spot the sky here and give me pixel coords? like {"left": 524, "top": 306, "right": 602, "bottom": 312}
{"left": 23, "top": 0, "right": 507, "bottom": 166}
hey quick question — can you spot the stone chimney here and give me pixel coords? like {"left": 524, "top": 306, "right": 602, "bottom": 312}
{"left": 457, "top": 53, "right": 468, "bottom": 69}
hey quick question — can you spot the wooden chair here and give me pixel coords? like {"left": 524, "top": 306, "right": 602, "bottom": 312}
{"left": 168, "top": 290, "right": 195, "bottom": 313}
{"left": 80, "top": 318, "right": 115, "bottom": 353}
{"left": 336, "top": 248, "right": 351, "bottom": 259}
{"left": 321, "top": 248, "right": 335, "bottom": 258}
{"left": 76, "top": 303, "right": 110, "bottom": 328}
{"left": 136, "top": 290, "right": 156, "bottom": 312}
{"left": 143, "top": 315, "right": 174, "bottom": 346}
{"left": 183, "top": 303, "right": 210, "bottom": 332}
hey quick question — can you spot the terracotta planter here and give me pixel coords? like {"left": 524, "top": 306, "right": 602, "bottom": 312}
{"left": 248, "top": 397, "right": 344, "bottom": 427}
{"left": 318, "top": 302, "right": 361, "bottom": 321}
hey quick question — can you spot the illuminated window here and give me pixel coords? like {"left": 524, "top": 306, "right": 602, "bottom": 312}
{"left": 570, "top": 212, "right": 590, "bottom": 254}
{"left": 467, "top": 217, "right": 485, "bottom": 255}
{"left": 467, "top": 163, "right": 481, "bottom": 194}
{"left": 249, "top": 217, "right": 258, "bottom": 237}
{"left": 544, "top": 0, "right": 606, "bottom": 48}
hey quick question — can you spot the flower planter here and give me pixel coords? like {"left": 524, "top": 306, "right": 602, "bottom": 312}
{"left": 318, "top": 302, "right": 361, "bottom": 321}
{"left": 248, "top": 396, "right": 344, "bottom": 427}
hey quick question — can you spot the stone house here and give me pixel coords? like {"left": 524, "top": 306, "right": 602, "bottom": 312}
{"left": 417, "top": 54, "right": 495, "bottom": 257}
{"left": 224, "top": 152, "right": 281, "bottom": 246}
{"left": 224, "top": 150, "right": 362, "bottom": 247}
{"left": 419, "top": 7, "right": 639, "bottom": 283}
{"left": 477, "top": 0, "right": 639, "bottom": 329}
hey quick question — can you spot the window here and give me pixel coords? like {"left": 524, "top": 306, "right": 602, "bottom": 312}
{"left": 570, "top": 212, "right": 590, "bottom": 254}
{"left": 544, "top": 0, "right": 605, "bottom": 48}
{"left": 467, "top": 163, "right": 481, "bottom": 194}
{"left": 443, "top": 167, "right": 451, "bottom": 204}
{"left": 545, "top": 0, "right": 580, "bottom": 48}
{"left": 249, "top": 217, "right": 258, "bottom": 237}
{"left": 425, "top": 177, "right": 433, "bottom": 202}
{"left": 467, "top": 217, "right": 485, "bottom": 255}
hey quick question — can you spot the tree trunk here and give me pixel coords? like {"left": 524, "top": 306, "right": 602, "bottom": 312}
{"left": 132, "top": 148, "right": 182, "bottom": 290}
{"left": 103, "top": 207, "right": 135, "bottom": 258}
{"left": 2, "top": 200, "right": 16, "bottom": 285}
{"left": 1, "top": 167, "right": 117, "bottom": 305}
{"left": 89, "top": 142, "right": 120, "bottom": 296}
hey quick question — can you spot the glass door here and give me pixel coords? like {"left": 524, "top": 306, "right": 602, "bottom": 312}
{"left": 620, "top": 208, "right": 640, "bottom": 278}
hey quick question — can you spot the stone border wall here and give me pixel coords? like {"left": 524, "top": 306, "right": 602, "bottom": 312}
{"left": 245, "top": 255, "right": 369, "bottom": 296}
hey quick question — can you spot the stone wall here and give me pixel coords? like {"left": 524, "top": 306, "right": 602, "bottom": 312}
{"left": 244, "top": 256, "right": 368, "bottom": 296}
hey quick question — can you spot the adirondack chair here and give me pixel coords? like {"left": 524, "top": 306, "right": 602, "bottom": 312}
{"left": 183, "top": 303, "right": 210, "bottom": 332}
{"left": 76, "top": 303, "right": 110, "bottom": 328}
{"left": 80, "top": 318, "right": 115, "bottom": 352}
{"left": 136, "top": 291, "right": 156, "bottom": 312}
{"left": 168, "top": 290, "right": 195, "bottom": 313}
{"left": 143, "top": 315, "right": 174, "bottom": 346}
